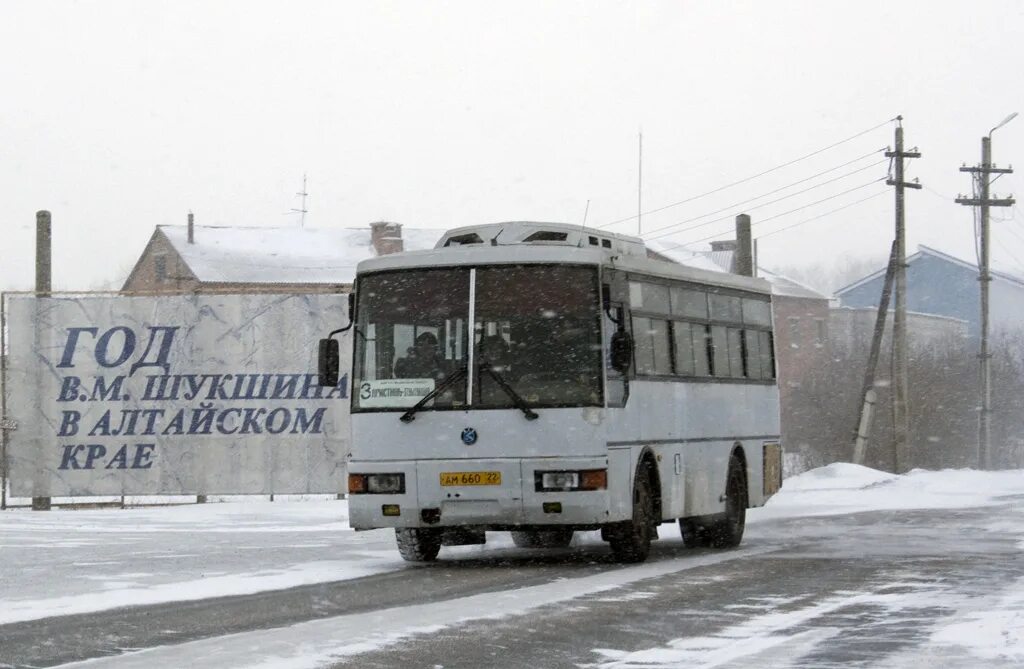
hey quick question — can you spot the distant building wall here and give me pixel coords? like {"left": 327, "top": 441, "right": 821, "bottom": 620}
{"left": 771, "top": 294, "right": 830, "bottom": 471}
{"left": 838, "top": 253, "right": 980, "bottom": 339}
{"left": 829, "top": 307, "right": 969, "bottom": 354}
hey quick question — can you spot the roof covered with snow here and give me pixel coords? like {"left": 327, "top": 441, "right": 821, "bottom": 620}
{"left": 160, "top": 225, "right": 445, "bottom": 284}
{"left": 644, "top": 240, "right": 828, "bottom": 300}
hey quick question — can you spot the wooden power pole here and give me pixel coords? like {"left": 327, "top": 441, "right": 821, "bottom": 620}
{"left": 885, "top": 117, "right": 921, "bottom": 473}
{"left": 957, "top": 114, "right": 1017, "bottom": 469}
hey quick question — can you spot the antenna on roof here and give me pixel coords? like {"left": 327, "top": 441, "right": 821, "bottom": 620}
{"left": 289, "top": 173, "right": 309, "bottom": 227}
{"left": 637, "top": 130, "right": 643, "bottom": 236}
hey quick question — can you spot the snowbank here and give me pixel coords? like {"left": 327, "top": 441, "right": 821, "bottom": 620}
{"left": 758, "top": 463, "right": 1024, "bottom": 520}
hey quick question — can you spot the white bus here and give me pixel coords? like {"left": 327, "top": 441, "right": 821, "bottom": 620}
{"left": 318, "top": 221, "right": 782, "bottom": 563}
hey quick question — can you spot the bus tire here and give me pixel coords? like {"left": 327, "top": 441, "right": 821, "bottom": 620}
{"left": 608, "top": 465, "right": 654, "bottom": 563}
{"left": 395, "top": 528, "right": 442, "bottom": 562}
{"left": 511, "top": 528, "right": 574, "bottom": 549}
{"left": 678, "top": 518, "right": 712, "bottom": 548}
{"left": 707, "top": 456, "right": 747, "bottom": 548}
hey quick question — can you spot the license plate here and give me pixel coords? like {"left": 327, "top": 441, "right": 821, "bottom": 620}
{"left": 440, "top": 471, "right": 502, "bottom": 486}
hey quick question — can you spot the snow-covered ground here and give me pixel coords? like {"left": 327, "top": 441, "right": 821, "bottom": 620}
{"left": 3, "top": 464, "right": 1023, "bottom": 667}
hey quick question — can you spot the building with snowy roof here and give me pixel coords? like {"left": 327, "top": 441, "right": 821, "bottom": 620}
{"left": 122, "top": 220, "right": 444, "bottom": 293}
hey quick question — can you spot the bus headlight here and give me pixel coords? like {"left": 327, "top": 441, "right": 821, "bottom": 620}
{"left": 536, "top": 469, "right": 607, "bottom": 492}
{"left": 542, "top": 472, "right": 579, "bottom": 490}
{"left": 349, "top": 473, "right": 406, "bottom": 494}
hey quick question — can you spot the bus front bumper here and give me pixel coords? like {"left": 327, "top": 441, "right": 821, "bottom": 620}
{"left": 346, "top": 457, "right": 625, "bottom": 530}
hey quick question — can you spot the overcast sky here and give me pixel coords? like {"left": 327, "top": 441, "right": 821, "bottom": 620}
{"left": 1, "top": 1, "right": 1021, "bottom": 292}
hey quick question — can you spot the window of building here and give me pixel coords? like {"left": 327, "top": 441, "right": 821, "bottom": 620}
{"left": 788, "top": 316, "right": 800, "bottom": 348}
{"left": 815, "top": 318, "right": 827, "bottom": 347}
{"left": 154, "top": 255, "right": 167, "bottom": 283}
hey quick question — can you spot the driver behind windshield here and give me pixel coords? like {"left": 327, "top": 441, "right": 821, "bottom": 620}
{"left": 394, "top": 332, "right": 447, "bottom": 380}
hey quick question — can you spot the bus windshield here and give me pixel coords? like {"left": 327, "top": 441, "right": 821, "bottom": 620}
{"left": 352, "top": 264, "right": 602, "bottom": 412}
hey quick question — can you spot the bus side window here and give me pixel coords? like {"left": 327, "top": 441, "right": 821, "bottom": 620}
{"left": 604, "top": 303, "right": 628, "bottom": 406}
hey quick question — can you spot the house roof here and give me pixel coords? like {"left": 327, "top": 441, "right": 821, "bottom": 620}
{"left": 159, "top": 225, "right": 445, "bottom": 284}
{"left": 834, "top": 244, "right": 1024, "bottom": 296}
{"left": 644, "top": 240, "right": 829, "bottom": 300}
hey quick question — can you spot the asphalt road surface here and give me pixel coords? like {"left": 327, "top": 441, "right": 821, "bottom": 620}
{"left": 2, "top": 500, "right": 1021, "bottom": 668}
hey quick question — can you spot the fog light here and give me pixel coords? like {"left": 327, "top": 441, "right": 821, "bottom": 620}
{"left": 543, "top": 502, "right": 562, "bottom": 514}
{"left": 348, "top": 474, "right": 367, "bottom": 494}
{"left": 382, "top": 504, "right": 401, "bottom": 516}
{"left": 541, "top": 472, "right": 579, "bottom": 490}
{"left": 367, "top": 473, "right": 405, "bottom": 494}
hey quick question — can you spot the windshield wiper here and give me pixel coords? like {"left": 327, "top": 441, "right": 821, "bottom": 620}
{"left": 399, "top": 366, "right": 468, "bottom": 423}
{"left": 478, "top": 362, "right": 538, "bottom": 421}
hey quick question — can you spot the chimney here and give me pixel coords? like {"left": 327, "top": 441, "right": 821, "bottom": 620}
{"left": 709, "top": 239, "right": 737, "bottom": 252}
{"left": 735, "top": 213, "right": 753, "bottom": 277}
{"left": 187, "top": 211, "right": 194, "bottom": 244}
{"left": 370, "top": 221, "right": 404, "bottom": 255}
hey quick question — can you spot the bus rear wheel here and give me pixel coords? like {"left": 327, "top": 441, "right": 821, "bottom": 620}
{"left": 511, "top": 528, "right": 574, "bottom": 548}
{"left": 707, "top": 456, "right": 747, "bottom": 548}
{"left": 607, "top": 466, "right": 654, "bottom": 563}
{"left": 395, "top": 528, "right": 442, "bottom": 562}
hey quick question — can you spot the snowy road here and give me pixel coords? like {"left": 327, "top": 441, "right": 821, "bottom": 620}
{"left": 2, "top": 465, "right": 1023, "bottom": 668}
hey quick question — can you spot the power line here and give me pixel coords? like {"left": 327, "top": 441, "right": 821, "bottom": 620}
{"left": 645, "top": 176, "right": 887, "bottom": 244}
{"left": 754, "top": 189, "right": 891, "bottom": 240}
{"left": 596, "top": 117, "right": 897, "bottom": 229}
{"left": 651, "top": 178, "right": 887, "bottom": 253}
{"left": 640, "top": 158, "right": 887, "bottom": 240}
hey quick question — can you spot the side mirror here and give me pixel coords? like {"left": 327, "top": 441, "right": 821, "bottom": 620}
{"left": 610, "top": 331, "right": 632, "bottom": 374}
{"left": 347, "top": 292, "right": 355, "bottom": 321}
{"left": 318, "top": 338, "right": 340, "bottom": 387}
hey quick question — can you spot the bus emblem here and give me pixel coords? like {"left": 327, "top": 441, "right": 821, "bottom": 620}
{"left": 461, "top": 428, "right": 478, "bottom": 445}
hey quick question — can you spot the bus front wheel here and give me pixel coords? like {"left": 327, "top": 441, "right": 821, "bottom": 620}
{"left": 607, "top": 465, "right": 654, "bottom": 563}
{"left": 395, "top": 528, "right": 442, "bottom": 562}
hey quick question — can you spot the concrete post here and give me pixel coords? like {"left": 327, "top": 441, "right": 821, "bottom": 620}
{"left": 33, "top": 211, "right": 52, "bottom": 511}
{"left": 735, "top": 214, "right": 753, "bottom": 277}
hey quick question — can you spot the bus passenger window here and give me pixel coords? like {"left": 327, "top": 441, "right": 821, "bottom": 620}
{"left": 710, "top": 294, "right": 743, "bottom": 322}
{"left": 672, "top": 321, "right": 710, "bottom": 376}
{"left": 710, "top": 326, "right": 729, "bottom": 377}
{"left": 744, "top": 330, "right": 762, "bottom": 380}
{"left": 727, "top": 328, "right": 744, "bottom": 377}
{"left": 759, "top": 330, "right": 776, "bottom": 379}
{"left": 632, "top": 316, "right": 671, "bottom": 375}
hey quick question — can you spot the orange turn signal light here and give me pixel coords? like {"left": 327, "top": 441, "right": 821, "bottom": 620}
{"left": 580, "top": 469, "right": 607, "bottom": 490}
{"left": 348, "top": 474, "right": 367, "bottom": 494}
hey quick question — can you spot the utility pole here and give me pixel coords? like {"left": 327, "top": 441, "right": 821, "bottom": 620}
{"left": 956, "top": 113, "right": 1017, "bottom": 470}
{"left": 852, "top": 241, "right": 899, "bottom": 466}
{"left": 885, "top": 117, "right": 921, "bottom": 473}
